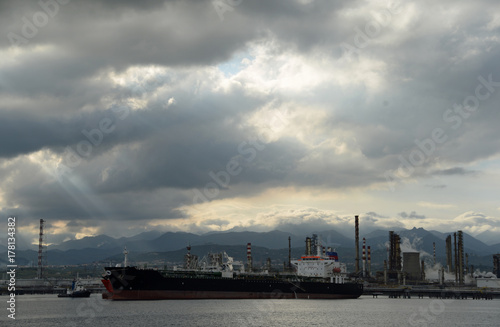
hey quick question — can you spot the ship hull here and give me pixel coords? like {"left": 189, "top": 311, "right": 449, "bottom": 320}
{"left": 102, "top": 267, "right": 363, "bottom": 301}
{"left": 102, "top": 290, "right": 360, "bottom": 300}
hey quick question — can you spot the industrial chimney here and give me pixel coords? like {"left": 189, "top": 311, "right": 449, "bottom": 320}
{"left": 446, "top": 235, "right": 452, "bottom": 273}
{"left": 37, "top": 219, "right": 45, "bottom": 280}
{"left": 458, "top": 230, "right": 464, "bottom": 285}
{"left": 247, "top": 243, "right": 252, "bottom": 272}
{"left": 433, "top": 242, "right": 436, "bottom": 266}
{"left": 306, "top": 237, "right": 312, "bottom": 256}
{"left": 367, "top": 246, "right": 371, "bottom": 277}
{"left": 288, "top": 236, "right": 291, "bottom": 272}
{"left": 362, "top": 237, "right": 366, "bottom": 278}
{"left": 355, "top": 215, "right": 359, "bottom": 274}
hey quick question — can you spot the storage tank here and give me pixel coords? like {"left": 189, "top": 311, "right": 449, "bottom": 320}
{"left": 402, "top": 252, "right": 421, "bottom": 280}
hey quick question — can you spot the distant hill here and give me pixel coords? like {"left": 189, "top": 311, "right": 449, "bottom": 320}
{"left": 489, "top": 242, "right": 500, "bottom": 254}
{"left": 48, "top": 230, "right": 300, "bottom": 253}
{"left": 475, "top": 230, "right": 500, "bottom": 246}
{"left": 51, "top": 234, "right": 120, "bottom": 251}
{"left": 308, "top": 229, "right": 353, "bottom": 248}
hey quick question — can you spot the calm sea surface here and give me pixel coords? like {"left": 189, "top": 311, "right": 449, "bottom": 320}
{"left": 1, "top": 294, "right": 499, "bottom": 326}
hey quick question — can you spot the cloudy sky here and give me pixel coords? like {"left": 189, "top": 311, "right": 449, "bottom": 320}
{"left": 1, "top": 0, "right": 500, "bottom": 245}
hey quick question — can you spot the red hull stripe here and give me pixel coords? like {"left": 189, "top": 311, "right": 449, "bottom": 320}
{"left": 101, "top": 279, "right": 114, "bottom": 293}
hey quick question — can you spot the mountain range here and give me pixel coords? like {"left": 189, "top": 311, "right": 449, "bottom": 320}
{"left": 1, "top": 227, "right": 499, "bottom": 268}
{"left": 0, "top": 228, "right": 500, "bottom": 265}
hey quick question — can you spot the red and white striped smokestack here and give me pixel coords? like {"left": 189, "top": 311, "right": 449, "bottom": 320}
{"left": 247, "top": 243, "right": 252, "bottom": 272}
{"left": 362, "top": 237, "right": 366, "bottom": 278}
{"left": 433, "top": 242, "right": 436, "bottom": 266}
{"left": 368, "top": 246, "right": 371, "bottom": 277}
{"left": 186, "top": 244, "right": 191, "bottom": 269}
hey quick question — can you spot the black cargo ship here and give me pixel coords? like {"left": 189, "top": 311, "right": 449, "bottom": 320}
{"left": 101, "top": 266, "right": 363, "bottom": 300}
{"left": 102, "top": 237, "right": 363, "bottom": 300}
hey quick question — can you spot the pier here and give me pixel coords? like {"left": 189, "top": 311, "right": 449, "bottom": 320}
{"left": 364, "top": 287, "right": 499, "bottom": 300}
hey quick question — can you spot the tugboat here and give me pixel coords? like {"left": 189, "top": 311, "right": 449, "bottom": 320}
{"left": 101, "top": 236, "right": 363, "bottom": 300}
{"left": 58, "top": 279, "right": 91, "bottom": 298}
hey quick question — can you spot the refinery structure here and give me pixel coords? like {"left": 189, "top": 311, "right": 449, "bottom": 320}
{"left": 353, "top": 214, "right": 498, "bottom": 287}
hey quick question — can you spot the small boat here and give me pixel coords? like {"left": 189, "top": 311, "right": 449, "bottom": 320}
{"left": 58, "top": 279, "right": 91, "bottom": 298}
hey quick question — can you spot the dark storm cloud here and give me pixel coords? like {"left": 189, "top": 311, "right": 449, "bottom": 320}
{"left": 1, "top": 0, "right": 500, "bottom": 237}
{"left": 0, "top": 0, "right": 365, "bottom": 73}
{"left": 1, "top": 0, "right": 254, "bottom": 69}
{"left": 0, "top": 155, "right": 190, "bottom": 222}
{"left": 0, "top": 51, "right": 114, "bottom": 100}
{"left": 0, "top": 77, "right": 304, "bottom": 223}
{"left": 96, "top": 134, "right": 307, "bottom": 193}
{"left": 0, "top": 108, "right": 121, "bottom": 158}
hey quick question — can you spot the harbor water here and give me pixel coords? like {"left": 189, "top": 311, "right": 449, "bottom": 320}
{"left": 1, "top": 294, "right": 499, "bottom": 326}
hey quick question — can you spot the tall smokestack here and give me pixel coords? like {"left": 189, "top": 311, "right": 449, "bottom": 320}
{"left": 389, "top": 232, "right": 402, "bottom": 271}
{"left": 247, "top": 243, "right": 252, "bottom": 272}
{"left": 355, "top": 215, "right": 359, "bottom": 274}
{"left": 494, "top": 255, "right": 500, "bottom": 278}
{"left": 186, "top": 244, "right": 192, "bottom": 268}
{"left": 37, "top": 219, "right": 45, "bottom": 280}
{"left": 421, "top": 260, "right": 425, "bottom": 281}
{"left": 383, "top": 260, "right": 388, "bottom": 284}
{"left": 446, "top": 235, "right": 452, "bottom": 273}
{"left": 389, "top": 231, "right": 395, "bottom": 270}
{"left": 312, "top": 234, "right": 318, "bottom": 256}
{"left": 367, "top": 246, "right": 371, "bottom": 277}
{"left": 395, "top": 234, "right": 402, "bottom": 271}
{"left": 362, "top": 238, "right": 366, "bottom": 278}
{"left": 458, "top": 231, "right": 464, "bottom": 285}
{"left": 433, "top": 242, "right": 436, "bottom": 266}
{"left": 288, "top": 236, "right": 291, "bottom": 272}
{"left": 465, "top": 253, "right": 469, "bottom": 275}
{"left": 454, "top": 232, "right": 458, "bottom": 283}
{"left": 306, "top": 237, "right": 312, "bottom": 256}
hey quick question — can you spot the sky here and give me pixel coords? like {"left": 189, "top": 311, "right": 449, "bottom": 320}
{"left": 1, "top": 0, "right": 500, "bottom": 246}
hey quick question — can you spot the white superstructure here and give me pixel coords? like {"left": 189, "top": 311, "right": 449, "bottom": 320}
{"left": 291, "top": 240, "right": 347, "bottom": 283}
